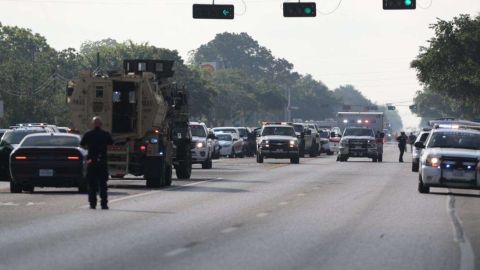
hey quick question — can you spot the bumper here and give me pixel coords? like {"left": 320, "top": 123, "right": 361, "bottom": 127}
{"left": 339, "top": 146, "right": 377, "bottom": 158}
{"left": 191, "top": 147, "right": 209, "bottom": 163}
{"left": 259, "top": 146, "right": 299, "bottom": 159}
{"left": 421, "top": 165, "right": 480, "bottom": 189}
{"left": 219, "top": 145, "right": 233, "bottom": 156}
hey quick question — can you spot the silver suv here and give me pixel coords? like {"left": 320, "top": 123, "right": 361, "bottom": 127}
{"left": 189, "top": 122, "right": 214, "bottom": 169}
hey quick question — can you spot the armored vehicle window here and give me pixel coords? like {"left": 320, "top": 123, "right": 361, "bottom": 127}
{"left": 138, "top": 62, "right": 147, "bottom": 71}
{"left": 155, "top": 62, "right": 164, "bottom": 72}
{"left": 95, "top": 86, "right": 104, "bottom": 98}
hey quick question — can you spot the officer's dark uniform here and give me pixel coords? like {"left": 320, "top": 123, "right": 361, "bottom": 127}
{"left": 80, "top": 127, "right": 113, "bottom": 209}
{"left": 397, "top": 133, "right": 408, "bottom": 163}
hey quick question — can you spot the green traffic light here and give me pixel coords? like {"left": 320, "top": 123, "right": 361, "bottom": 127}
{"left": 404, "top": 0, "right": 412, "bottom": 6}
{"left": 223, "top": 9, "right": 230, "bottom": 16}
{"left": 304, "top": 7, "right": 312, "bottom": 15}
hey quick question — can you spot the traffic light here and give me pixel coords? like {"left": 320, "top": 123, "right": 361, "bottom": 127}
{"left": 283, "top": 2, "right": 316, "bottom": 17}
{"left": 193, "top": 4, "right": 234, "bottom": 19}
{"left": 387, "top": 105, "right": 396, "bottom": 111}
{"left": 383, "top": 0, "right": 416, "bottom": 10}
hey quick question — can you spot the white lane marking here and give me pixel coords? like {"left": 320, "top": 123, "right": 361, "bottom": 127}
{"left": 0, "top": 202, "right": 20, "bottom": 206}
{"left": 164, "top": 247, "right": 189, "bottom": 257}
{"left": 279, "top": 201, "right": 289, "bottom": 206}
{"left": 26, "top": 202, "right": 45, "bottom": 206}
{"left": 80, "top": 178, "right": 221, "bottom": 209}
{"left": 312, "top": 186, "right": 320, "bottom": 190}
{"left": 256, "top": 212, "right": 269, "bottom": 218}
{"left": 297, "top": 193, "right": 306, "bottom": 197}
{"left": 446, "top": 192, "right": 475, "bottom": 270}
{"left": 221, "top": 227, "right": 238, "bottom": 234}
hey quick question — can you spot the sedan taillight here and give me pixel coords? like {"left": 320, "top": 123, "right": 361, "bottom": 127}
{"left": 14, "top": 156, "right": 28, "bottom": 160}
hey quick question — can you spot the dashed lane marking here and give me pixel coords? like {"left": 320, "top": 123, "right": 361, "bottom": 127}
{"left": 164, "top": 247, "right": 189, "bottom": 257}
{"left": 221, "top": 227, "right": 238, "bottom": 234}
{"left": 296, "top": 193, "right": 306, "bottom": 197}
{"left": 256, "top": 212, "right": 269, "bottom": 218}
{"left": 279, "top": 201, "right": 289, "bottom": 206}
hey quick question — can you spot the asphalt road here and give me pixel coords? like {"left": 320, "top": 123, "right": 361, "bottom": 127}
{"left": 1, "top": 144, "right": 479, "bottom": 270}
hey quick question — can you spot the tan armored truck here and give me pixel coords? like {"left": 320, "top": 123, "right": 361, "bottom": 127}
{"left": 66, "top": 59, "right": 192, "bottom": 187}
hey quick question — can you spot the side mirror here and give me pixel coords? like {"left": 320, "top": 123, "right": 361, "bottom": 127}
{"left": 414, "top": 141, "right": 425, "bottom": 149}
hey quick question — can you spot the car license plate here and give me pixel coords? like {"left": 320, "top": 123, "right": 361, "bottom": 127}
{"left": 453, "top": 170, "right": 465, "bottom": 177}
{"left": 39, "top": 169, "right": 54, "bottom": 177}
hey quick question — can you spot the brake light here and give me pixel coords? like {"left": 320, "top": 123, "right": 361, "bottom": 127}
{"left": 14, "top": 156, "right": 27, "bottom": 160}
{"left": 67, "top": 156, "right": 80, "bottom": 160}
{"left": 140, "top": 145, "right": 147, "bottom": 152}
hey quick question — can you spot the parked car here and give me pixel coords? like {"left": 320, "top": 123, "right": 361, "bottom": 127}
{"left": 9, "top": 133, "right": 87, "bottom": 193}
{"left": 216, "top": 133, "right": 243, "bottom": 157}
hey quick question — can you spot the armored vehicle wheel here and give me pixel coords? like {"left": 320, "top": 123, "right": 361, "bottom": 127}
{"left": 165, "top": 164, "right": 173, "bottom": 186}
{"left": 176, "top": 158, "right": 192, "bottom": 179}
{"left": 145, "top": 157, "right": 166, "bottom": 188}
{"left": 23, "top": 184, "right": 34, "bottom": 193}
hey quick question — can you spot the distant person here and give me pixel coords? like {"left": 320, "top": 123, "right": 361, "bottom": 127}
{"left": 397, "top": 132, "right": 408, "bottom": 163}
{"left": 80, "top": 116, "right": 113, "bottom": 210}
{"left": 408, "top": 132, "right": 417, "bottom": 152}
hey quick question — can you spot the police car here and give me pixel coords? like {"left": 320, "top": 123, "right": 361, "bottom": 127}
{"left": 416, "top": 125, "right": 480, "bottom": 193}
{"left": 257, "top": 123, "right": 300, "bottom": 164}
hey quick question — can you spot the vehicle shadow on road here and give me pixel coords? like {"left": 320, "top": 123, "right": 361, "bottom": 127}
{"left": 167, "top": 186, "right": 248, "bottom": 193}
{"left": 30, "top": 190, "right": 130, "bottom": 196}
{"left": 429, "top": 191, "right": 480, "bottom": 198}
{"left": 108, "top": 209, "right": 175, "bottom": 215}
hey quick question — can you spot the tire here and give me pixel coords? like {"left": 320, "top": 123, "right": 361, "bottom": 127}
{"left": 412, "top": 162, "right": 419, "bottom": 172}
{"left": 229, "top": 148, "right": 236, "bottom": 158}
{"left": 10, "top": 181, "right": 22, "bottom": 193}
{"left": 175, "top": 141, "right": 192, "bottom": 179}
{"left": 378, "top": 154, "right": 383, "bottom": 163}
{"left": 309, "top": 143, "right": 317, "bottom": 158}
{"left": 327, "top": 150, "right": 334, "bottom": 156}
{"left": 290, "top": 156, "right": 300, "bottom": 164}
{"left": 372, "top": 157, "right": 378, "bottom": 163}
{"left": 256, "top": 153, "right": 264, "bottom": 163}
{"left": 23, "top": 184, "right": 34, "bottom": 193}
{"left": 145, "top": 157, "right": 166, "bottom": 188}
{"left": 164, "top": 164, "right": 172, "bottom": 186}
{"left": 418, "top": 175, "right": 430, "bottom": 194}
{"left": 202, "top": 157, "right": 213, "bottom": 169}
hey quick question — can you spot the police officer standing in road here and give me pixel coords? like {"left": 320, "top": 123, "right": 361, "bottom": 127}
{"left": 80, "top": 116, "right": 113, "bottom": 210}
{"left": 397, "top": 131, "right": 408, "bottom": 163}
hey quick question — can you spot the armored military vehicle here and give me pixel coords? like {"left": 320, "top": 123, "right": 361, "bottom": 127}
{"left": 66, "top": 59, "right": 192, "bottom": 187}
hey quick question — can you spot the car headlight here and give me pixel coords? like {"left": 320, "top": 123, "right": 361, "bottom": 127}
{"left": 196, "top": 142, "right": 206, "bottom": 148}
{"left": 289, "top": 140, "right": 297, "bottom": 147}
{"left": 426, "top": 156, "right": 441, "bottom": 168}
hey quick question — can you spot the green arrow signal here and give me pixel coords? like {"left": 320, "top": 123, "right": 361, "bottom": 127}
{"left": 404, "top": 0, "right": 412, "bottom": 6}
{"left": 223, "top": 9, "right": 230, "bottom": 16}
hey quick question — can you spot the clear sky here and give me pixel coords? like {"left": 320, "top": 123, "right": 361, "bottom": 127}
{"left": 0, "top": 0, "right": 479, "bottom": 128}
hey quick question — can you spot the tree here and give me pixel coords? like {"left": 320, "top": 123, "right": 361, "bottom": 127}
{"left": 411, "top": 14, "right": 480, "bottom": 119}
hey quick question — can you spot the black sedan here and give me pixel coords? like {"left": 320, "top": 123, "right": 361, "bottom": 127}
{"left": 9, "top": 133, "right": 87, "bottom": 193}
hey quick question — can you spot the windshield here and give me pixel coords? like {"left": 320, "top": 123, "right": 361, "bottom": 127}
{"left": 214, "top": 128, "right": 237, "bottom": 134}
{"left": 343, "top": 128, "right": 374, "bottom": 137}
{"left": 1, "top": 130, "right": 46, "bottom": 145}
{"left": 293, "top": 125, "right": 304, "bottom": 133}
{"left": 21, "top": 135, "right": 80, "bottom": 147}
{"left": 190, "top": 125, "right": 206, "bottom": 137}
{"left": 427, "top": 132, "right": 480, "bottom": 150}
{"left": 262, "top": 127, "right": 296, "bottom": 137}
{"left": 237, "top": 128, "right": 248, "bottom": 137}
{"left": 216, "top": 134, "right": 232, "bottom": 141}
{"left": 320, "top": 131, "right": 330, "bottom": 138}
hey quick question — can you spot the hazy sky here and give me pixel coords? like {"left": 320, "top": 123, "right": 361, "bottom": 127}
{"left": 1, "top": 0, "right": 479, "bottom": 128}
